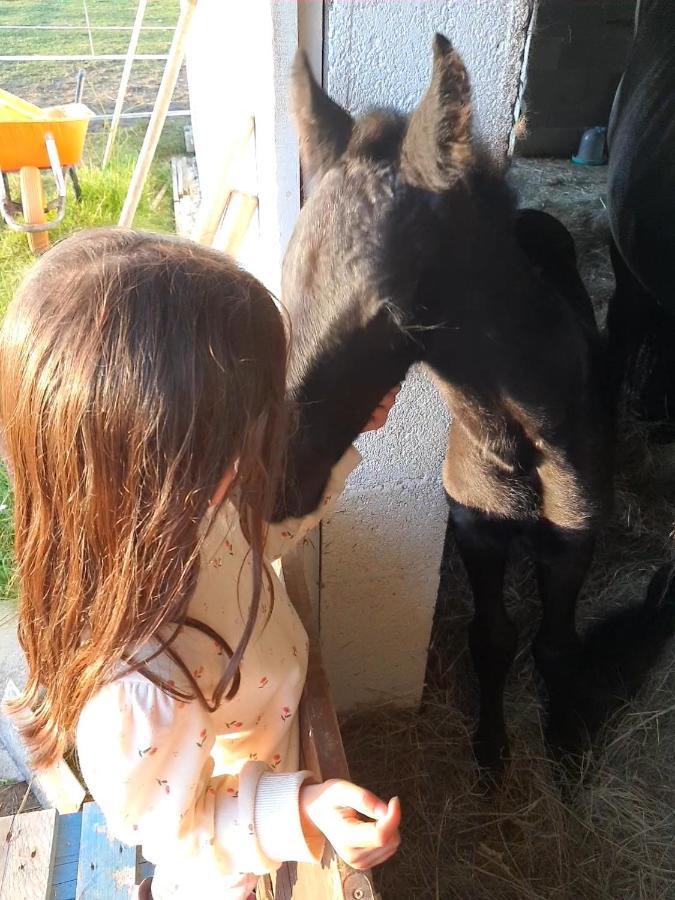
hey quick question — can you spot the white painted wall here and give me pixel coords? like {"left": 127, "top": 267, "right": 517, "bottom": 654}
{"left": 185, "top": 0, "right": 300, "bottom": 295}
{"left": 321, "top": 0, "right": 535, "bottom": 711}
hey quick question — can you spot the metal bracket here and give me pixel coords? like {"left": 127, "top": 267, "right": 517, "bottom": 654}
{"left": 343, "top": 871, "right": 376, "bottom": 900}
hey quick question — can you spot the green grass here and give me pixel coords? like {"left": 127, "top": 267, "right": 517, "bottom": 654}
{"left": 0, "top": 1, "right": 178, "bottom": 56}
{"left": 0, "top": 1, "right": 180, "bottom": 29}
{"left": 0, "top": 467, "right": 15, "bottom": 603}
{"left": 0, "top": 120, "right": 181, "bottom": 315}
{"left": 0, "top": 0, "right": 186, "bottom": 112}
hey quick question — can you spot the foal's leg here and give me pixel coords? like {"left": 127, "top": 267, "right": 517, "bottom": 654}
{"left": 448, "top": 499, "right": 517, "bottom": 770}
{"left": 532, "top": 523, "right": 594, "bottom": 752}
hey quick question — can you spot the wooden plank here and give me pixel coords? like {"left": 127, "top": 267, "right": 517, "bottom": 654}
{"left": 170, "top": 156, "right": 201, "bottom": 238}
{"left": 118, "top": 0, "right": 198, "bottom": 228}
{"left": 183, "top": 124, "right": 194, "bottom": 154}
{"left": 75, "top": 803, "right": 135, "bottom": 899}
{"left": 0, "top": 807, "right": 57, "bottom": 900}
{"left": 284, "top": 543, "right": 350, "bottom": 781}
{"left": 102, "top": 0, "right": 149, "bottom": 169}
{"left": 52, "top": 811, "right": 81, "bottom": 900}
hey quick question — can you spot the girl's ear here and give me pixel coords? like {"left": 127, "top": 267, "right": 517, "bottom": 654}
{"left": 291, "top": 50, "right": 354, "bottom": 189}
{"left": 400, "top": 34, "right": 474, "bottom": 192}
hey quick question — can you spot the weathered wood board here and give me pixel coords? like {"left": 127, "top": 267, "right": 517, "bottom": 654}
{"left": 0, "top": 807, "right": 57, "bottom": 900}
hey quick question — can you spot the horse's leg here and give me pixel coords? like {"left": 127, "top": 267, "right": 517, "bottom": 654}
{"left": 607, "top": 238, "right": 642, "bottom": 404}
{"left": 608, "top": 239, "right": 675, "bottom": 429}
{"left": 532, "top": 523, "right": 594, "bottom": 753}
{"left": 448, "top": 498, "right": 517, "bottom": 770}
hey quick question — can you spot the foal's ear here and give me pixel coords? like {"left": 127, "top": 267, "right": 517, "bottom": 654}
{"left": 401, "top": 34, "right": 473, "bottom": 192}
{"left": 291, "top": 50, "right": 354, "bottom": 186}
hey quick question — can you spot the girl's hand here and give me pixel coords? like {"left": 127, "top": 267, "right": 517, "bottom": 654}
{"left": 362, "top": 385, "right": 401, "bottom": 432}
{"left": 299, "top": 779, "right": 401, "bottom": 870}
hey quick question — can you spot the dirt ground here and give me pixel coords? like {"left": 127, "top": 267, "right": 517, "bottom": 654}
{"left": 342, "top": 158, "right": 675, "bottom": 900}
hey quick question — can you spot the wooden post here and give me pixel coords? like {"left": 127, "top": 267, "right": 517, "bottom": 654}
{"left": 190, "top": 117, "right": 253, "bottom": 247}
{"left": 118, "top": 0, "right": 197, "bottom": 228}
{"left": 102, "top": 0, "right": 148, "bottom": 169}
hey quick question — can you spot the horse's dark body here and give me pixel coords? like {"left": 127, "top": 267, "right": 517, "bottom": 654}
{"left": 277, "top": 36, "right": 674, "bottom": 767}
{"left": 607, "top": 0, "right": 675, "bottom": 425}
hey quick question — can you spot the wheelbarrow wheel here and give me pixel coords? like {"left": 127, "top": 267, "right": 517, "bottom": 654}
{"left": 20, "top": 166, "right": 49, "bottom": 256}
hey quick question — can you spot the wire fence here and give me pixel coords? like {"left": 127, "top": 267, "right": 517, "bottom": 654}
{"left": 0, "top": 25, "right": 175, "bottom": 32}
{"left": 0, "top": 8, "right": 190, "bottom": 124}
{"left": 1, "top": 55, "right": 170, "bottom": 62}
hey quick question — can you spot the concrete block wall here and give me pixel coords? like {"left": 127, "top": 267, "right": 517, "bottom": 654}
{"left": 320, "top": 0, "right": 535, "bottom": 712}
{"left": 518, "top": 0, "right": 636, "bottom": 156}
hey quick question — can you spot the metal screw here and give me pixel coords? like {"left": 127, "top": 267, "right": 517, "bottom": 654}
{"left": 353, "top": 890, "right": 364, "bottom": 900}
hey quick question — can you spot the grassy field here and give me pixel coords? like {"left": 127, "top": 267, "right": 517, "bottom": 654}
{"left": 0, "top": 0, "right": 186, "bottom": 114}
{"left": 0, "top": 1, "right": 186, "bottom": 601}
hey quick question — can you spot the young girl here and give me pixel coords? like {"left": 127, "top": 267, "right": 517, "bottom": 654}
{"left": 0, "top": 229, "right": 401, "bottom": 899}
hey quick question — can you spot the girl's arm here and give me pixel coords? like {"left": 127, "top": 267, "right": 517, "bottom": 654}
{"left": 265, "top": 382, "right": 400, "bottom": 561}
{"left": 264, "top": 444, "right": 361, "bottom": 561}
{"left": 77, "top": 681, "right": 324, "bottom": 889}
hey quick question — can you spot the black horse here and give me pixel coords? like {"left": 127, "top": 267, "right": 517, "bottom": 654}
{"left": 276, "top": 35, "right": 674, "bottom": 768}
{"left": 607, "top": 0, "right": 675, "bottom": 430}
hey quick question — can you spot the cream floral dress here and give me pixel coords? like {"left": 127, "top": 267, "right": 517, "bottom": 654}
{"left": 76, "top": 448, "right": 361, "bottom": 899}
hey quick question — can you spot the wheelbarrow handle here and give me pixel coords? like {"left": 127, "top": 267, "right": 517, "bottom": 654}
{"left": 0, "top": 132, "right": 67, "bottom": 233}
{"left": 75, "top": 69, "right": 86, "bottom": 104}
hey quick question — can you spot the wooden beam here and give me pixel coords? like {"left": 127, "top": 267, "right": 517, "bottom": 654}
{"left": 0, "top": 807, "right": 58, "bottom": 900}
{"left": 102, "top": 0, "right": 148, "bottom": 169}
{"left": 170, "top": 155, "right": 200, "bottom": 238}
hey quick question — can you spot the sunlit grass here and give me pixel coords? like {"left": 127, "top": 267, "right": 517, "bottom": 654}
{"left": 0, "top": 467, "right": 15, "bottom": 604}
{"left": 0, "top": 121, "right": 182, "bottom": 316}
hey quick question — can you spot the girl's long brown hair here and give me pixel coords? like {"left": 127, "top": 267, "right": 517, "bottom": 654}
{"left": 0, "top": 228, "right": 288, "bottom": 768}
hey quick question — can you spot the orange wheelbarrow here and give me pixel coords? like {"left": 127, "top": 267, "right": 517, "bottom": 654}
{"left": 0, "top": 89, "right": 93, "bottom": 255}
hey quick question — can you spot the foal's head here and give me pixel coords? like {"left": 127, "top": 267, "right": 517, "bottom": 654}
{"left": 278, "top": 35, "right": 513, "bottom": 516}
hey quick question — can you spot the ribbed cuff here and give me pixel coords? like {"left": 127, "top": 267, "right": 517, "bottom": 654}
{"left": 254, "top": 771, "right": 324, "bottom": 865}
{"left": 216, "top": 761, "right": 270, "bottom": 876}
